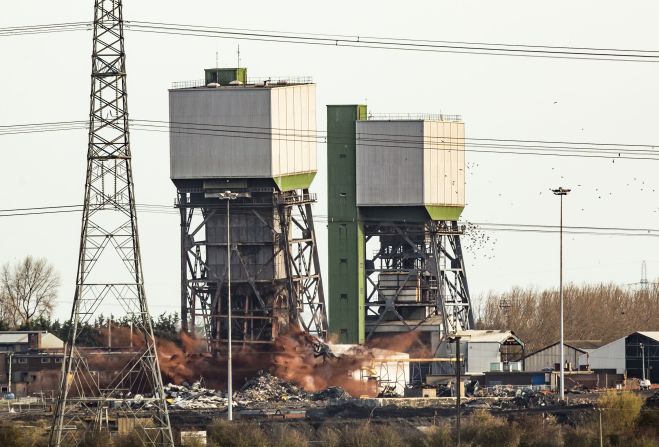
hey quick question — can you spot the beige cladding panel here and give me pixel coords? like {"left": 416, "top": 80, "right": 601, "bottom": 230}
{"left": 270, "top": 84, "right": 317, "bottom": 178}
{"left": 357, "top": 120, "right": 465, "bottom": 207}
{"left": 170, "top": 84, "right": 317, "bottom": 180}
{"left": 423, "top": 121, "right": 465, "bottom": 208}
{"left": 356, "top": 120, "right": 425, "bottom": 206}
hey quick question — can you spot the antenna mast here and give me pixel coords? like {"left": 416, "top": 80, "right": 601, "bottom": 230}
{"left": 50, "top": 1, "right": 173, "bottom": 445}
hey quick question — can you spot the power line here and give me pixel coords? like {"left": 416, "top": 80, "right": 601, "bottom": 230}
{"left": 2, "top": 21, "right": 659, "bottom": 62}
{"left": 125, "top": 21, "right": 659, "bottom": 63}
{"left": 3, "top": 118, "right": 659, "bottom": 161}
{"left": 3, "top": 204, "right": 659, "bottom": 238}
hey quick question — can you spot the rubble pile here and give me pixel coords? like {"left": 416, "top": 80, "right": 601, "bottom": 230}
{"left": 645, "top": 390, "right": 659, "bottom": 408}
{"left": 237, "top": 372, "right": 311, "bottom": 403}
{"left": 465, "top": 388, "right": 558, "bottom": 410}
{"left": 493, "top": 388, "right": 554, "bottom": 409}
{"left": 164, "top": 372, "right": 352, "bottom": 411}
{"left": 237, "top": 371, "right": 351, "bottom": 403}
{"left": 165, "top": 382, "right": 228, "bottom": 410}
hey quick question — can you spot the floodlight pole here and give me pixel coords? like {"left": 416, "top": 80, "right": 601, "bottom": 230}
{"left": 552, "top": 186, "right": 570, "bottom": 401}
{"left": 456, "top": 335, "right": 461, "bottom": 447}
{"left": 640, "top": 343, "right": 646, "bottom": 381}
{"left": 218, "top": 190, "right": 249, "bottom": 421}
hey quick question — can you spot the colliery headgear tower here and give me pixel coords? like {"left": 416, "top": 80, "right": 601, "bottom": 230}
{"left": 327, "top": 106, "right": 474, "bottom": 351}
{"left": 171, "top": 69, "right": 327, "bottom": 350}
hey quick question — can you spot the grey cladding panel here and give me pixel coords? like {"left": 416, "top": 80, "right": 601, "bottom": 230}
{"left": 170, "top": 89, "right": 272, "bottom": 179}
{"left": 356, "top": 121, "right": 424, "bottom": 206}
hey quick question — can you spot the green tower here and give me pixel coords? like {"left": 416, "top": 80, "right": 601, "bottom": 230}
{"left": 327, "top": 106, "right": 474, "bottom": 349}
{"left": 327, "top": 105, "right": 367, "bottom": 343}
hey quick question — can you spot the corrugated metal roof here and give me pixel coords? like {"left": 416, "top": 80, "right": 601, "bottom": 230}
{"left": 565, "top": 340, "right": 605, "bottom": 350}
{"left": 526, "top": 341, "right": 588, "bottom": 358}
{"left": 455, "top": 329, "right": 522, "bottom": 344}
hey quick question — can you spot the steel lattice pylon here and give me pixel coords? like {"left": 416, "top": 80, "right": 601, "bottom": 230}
{"left": 50, "top": 1, "right": 174, "bottom": 445}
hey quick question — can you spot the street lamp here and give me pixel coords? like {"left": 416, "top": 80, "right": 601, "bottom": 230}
{"left": 217, "top": 190, "right": 250, "bottom": 421}
{"left": 448, "top": 334, "right": 463, "bottom": 447}
{"left": 640, "top": 343, "right": 646, "bottom": 382}
{"left": 552, "top": 186, "right": 570, "bottom": 401}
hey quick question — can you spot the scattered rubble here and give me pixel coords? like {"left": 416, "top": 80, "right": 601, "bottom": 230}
{"left": 165, "top": 382, "right": 228, "bottom": 410}
{"left": 645, "top": 390, "right": 659, "bottom": 408}
{"left": 164, "top": 371, "right": 352, "bottom": 411}
{"left": 238, "top": 371, "right": 310, "bottom": 403}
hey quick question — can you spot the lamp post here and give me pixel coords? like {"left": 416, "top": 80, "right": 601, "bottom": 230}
{"left": 640, "top": 343, "right": 646, "bottom": 381}
{"left": 218, "top": 190, "right": 250, "bottom": 421}
{"left": 449, "top": 334, "right": 462, "bottom": 446}
{"left": 551, "top": 187, "right": 570, "bottom": 401}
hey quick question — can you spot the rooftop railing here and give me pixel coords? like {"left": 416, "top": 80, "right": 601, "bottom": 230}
{"left": 171, "top": 76, "right": 313, "bottom": 89}
{"left": 366, "top": 113, "right": 462, "bottom": 122}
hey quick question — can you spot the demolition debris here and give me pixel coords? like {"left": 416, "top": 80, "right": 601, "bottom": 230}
{"left": 164, "top": 372, "right": 351, "bottom": 410}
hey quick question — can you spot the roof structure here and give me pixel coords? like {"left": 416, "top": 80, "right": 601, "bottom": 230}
{"left": 0, "top": 333, "right": 29, "bottom": 344}
{"left": 564, "top": 340, "right": 606, "bottom": 350}
{"left": 455, "top": 329, "right": 524, "bottom": 346}
{"left": 526, "top": 340, "right": 606, "bottom": 358}
{"left": 637, "top": 331, "right": 659, "bottom": 342}
{"left": 0, "top": 331, "right": 64, "bottom": 349}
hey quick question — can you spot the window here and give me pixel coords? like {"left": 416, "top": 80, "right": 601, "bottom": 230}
{"left": 17, "top": 358, "right": 27, "bottom": 364}
{"left": 340, "top": 293, "right": 348, "bottom": 300}
{"left": 41, "top": 358, "right": 50, "bottom": 364}
{"left": 339, "top": 153, "right": 347, "bottom": 159}
{"left": 55, "top": 358, "right": 62, "bottom": 363}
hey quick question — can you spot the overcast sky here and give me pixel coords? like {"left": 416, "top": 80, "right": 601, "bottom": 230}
{"left": 2, "top": 1, "right": 659, "bottom": 321}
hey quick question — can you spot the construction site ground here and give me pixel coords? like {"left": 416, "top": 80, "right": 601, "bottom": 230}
{"left": 1, "top": 390, "right": 655, "bottom": 432}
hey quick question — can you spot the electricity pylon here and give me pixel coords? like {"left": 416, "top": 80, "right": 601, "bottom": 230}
{"left": 49, "top": 1, "right": 174, "bottom": 445}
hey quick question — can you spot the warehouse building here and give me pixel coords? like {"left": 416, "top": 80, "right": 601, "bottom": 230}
{"left": 438, "top": 329, "right": 525, "bottom": 375}
{"left": 0, "top": 331, "right": 64, "bottom": 396}
{"left": 523, "top": 340, "right": 604, "bottom": 372}
{"left": 582, "top": 331, "right": 659, "bottom": 383}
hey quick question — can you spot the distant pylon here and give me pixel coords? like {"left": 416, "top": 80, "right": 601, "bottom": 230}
{"left": 49, "top": 1, "right": 174, "bottom": 446}
{"left": 640, "top": 260, "right": 649, "bottom": 293}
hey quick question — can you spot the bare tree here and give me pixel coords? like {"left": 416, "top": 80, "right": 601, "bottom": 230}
{"left": 477, "top": 282, "right": 659, "bottom": 352}
{"left": 0, "top": 256, "right": 59, "bottom": 328}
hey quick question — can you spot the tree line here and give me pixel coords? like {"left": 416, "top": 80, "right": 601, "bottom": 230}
{"left": 477, "top": 282, "right": 659, "bottom": 353}
{"left": 0, "top": 256, "right": 180, "bottom": 344}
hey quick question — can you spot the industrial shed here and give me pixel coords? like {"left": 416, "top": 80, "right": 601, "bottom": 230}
{"left": 523, "top": 341, "right": 604, "bottom": 372}
{"left": 583, "top": 332, "right": 659, "bottom": 383}
{"left": 439, "top": 330, "right": 525, "bottom": 375}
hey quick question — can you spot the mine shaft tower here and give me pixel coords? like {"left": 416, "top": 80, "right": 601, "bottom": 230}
{"left": 327, "top": 105, "right": 474, "bottom": 354}
{"left": 170, "top": 69, "right": 327, "bottom": 351}
{"left": 51, "top": 1, "right": 173, "bottom": 445}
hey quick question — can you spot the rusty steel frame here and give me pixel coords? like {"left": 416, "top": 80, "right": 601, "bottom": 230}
{"left": 178, "top": 188, "right": 327, "bottom": 350}
{"left": 363, "top": 220, "right": 473, "bottom": 341}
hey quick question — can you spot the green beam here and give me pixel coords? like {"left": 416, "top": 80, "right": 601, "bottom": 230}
{"left": 273, "top": 171, "right": 316, "bottom": 191}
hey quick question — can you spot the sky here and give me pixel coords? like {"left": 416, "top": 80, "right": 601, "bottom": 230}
{"left": 2, "top": 1, "right": 659, "bottom": 321}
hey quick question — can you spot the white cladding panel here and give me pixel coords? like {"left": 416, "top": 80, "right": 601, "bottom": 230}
{"left": 424, "top": 121, "right": 465, "bottom": 207}
{"left": 467, "top": 342, "right": 501, "bottom": 374}
{"left": 356, "top": 121, "right": 424, "bottom": 206}
{"left": 270, "top": 84, "right": 317, "bottom": 177}
{"left": 585, "top": 338, "right": 626, "bottom": 374}
{"left": 356, "top": 120, "right": 465, "bottom": 207}
{"left": 170, "top": 84, "right": 317, "bottom": 180}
